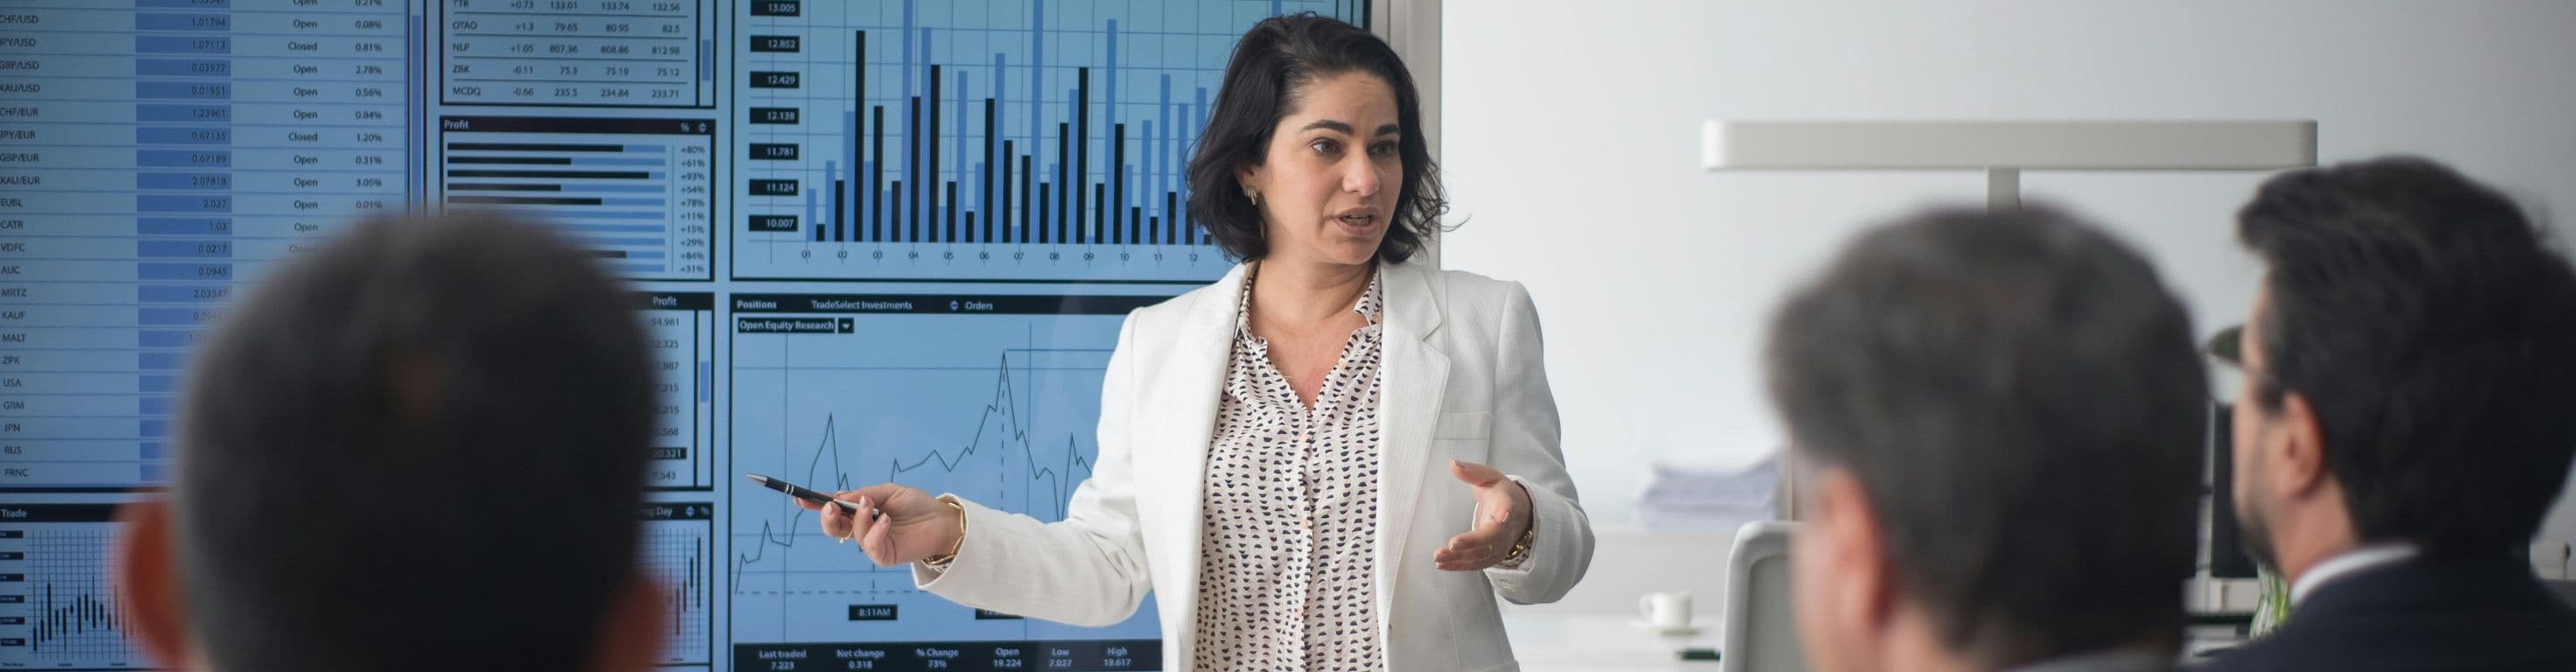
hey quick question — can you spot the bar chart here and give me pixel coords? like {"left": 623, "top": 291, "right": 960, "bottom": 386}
{"left": 729, "top": 0, "right": 1368, "bottom": 282}
{"left": 0, "top": 505, "right": 146, "bottom": 669}
{"left": 643, "top": 502, "right": 718, "bottom": 668}
{"left": 436, "top": 116, "right": 716, "bottom": 280}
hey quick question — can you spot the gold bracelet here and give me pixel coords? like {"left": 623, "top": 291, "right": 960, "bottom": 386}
{"left": 920, "top": 496, "right": 967, "bottom": 570}
{"left": 1502, "top": 522, "right": 1536, "bottom": 564}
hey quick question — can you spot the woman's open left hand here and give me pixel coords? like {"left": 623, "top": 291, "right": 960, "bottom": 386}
{"left": 1435, "top": 458, "right": 1533, "bottom": 571}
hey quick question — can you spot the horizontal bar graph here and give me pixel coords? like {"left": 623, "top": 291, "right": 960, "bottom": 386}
{"left": 436, "top": 116, "right": 717, "bottom": 280}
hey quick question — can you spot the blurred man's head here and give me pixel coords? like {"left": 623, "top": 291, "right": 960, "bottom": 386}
{"left": 2228, "top": 156, "right": 2576, "bottom": 577}
{"left": 1768, "top": 206, "right": 2207, "bottom": 671}
{"left": 115, "top": 214, "right": 665, "bottom": 671}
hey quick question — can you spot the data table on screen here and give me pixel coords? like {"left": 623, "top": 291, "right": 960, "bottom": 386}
{"left": 0, "top": 0, "right": 415, "bottom": 493}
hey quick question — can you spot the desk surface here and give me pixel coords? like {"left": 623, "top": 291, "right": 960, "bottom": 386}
{"left": 1503, "top": 612, "right": 1727, "bottom": 671}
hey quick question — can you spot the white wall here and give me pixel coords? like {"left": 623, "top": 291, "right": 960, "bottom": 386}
{"left": 1439, "top": 0, "right": 2576, "bottom": 550}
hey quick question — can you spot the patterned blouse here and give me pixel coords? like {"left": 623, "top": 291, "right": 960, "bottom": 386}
{"left": 1193, "top": 268, "right": 1390, "bottom": 671}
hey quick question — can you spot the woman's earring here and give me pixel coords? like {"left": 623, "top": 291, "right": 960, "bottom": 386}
{"left": 1242, "top": 186, "right": 1260, "bottom": 206}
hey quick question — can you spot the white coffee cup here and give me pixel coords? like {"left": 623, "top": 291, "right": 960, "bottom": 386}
{"left": 1638, "top": 591, "right": 1692, "bottom": 630}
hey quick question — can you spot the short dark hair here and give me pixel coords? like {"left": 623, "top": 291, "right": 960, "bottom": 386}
{"left": 1768, "top": 206, "right": 2207, "bottom": 667}
{"left": 1186, "top": 13, "right": 1445, "bottom": 262}
{"left": 173, "top": 213, "right": 654, "bottom": 671}
{"left": 2237, "top": 156, "right": 2576, "bottom": 554}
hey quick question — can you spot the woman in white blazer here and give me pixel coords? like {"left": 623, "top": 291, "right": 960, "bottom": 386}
{"left": 798, "top": 15, "right": 1591, "bottom": 671}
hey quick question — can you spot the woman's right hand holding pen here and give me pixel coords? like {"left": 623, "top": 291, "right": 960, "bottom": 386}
{"left": 795, "top": 483, "right": 962, "bottom": 567}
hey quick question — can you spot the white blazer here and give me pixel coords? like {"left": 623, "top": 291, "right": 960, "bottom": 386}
{"left": 915, "top": 261, "right": 1593, "bottom": 671}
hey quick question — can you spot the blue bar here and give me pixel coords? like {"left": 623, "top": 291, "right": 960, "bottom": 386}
{"left": 570, "top": 157, "right": 666, "bottom": 166}
{"left": 135, "top": 59, "right": 230, "bottom": 77}
{"left": 136, "top": 13, "right": 231, "bottom": 31}
{"left": 625, "top": 251, "right": 668, "bottom": 260}
{"left": 622, "top": 145, "right": 667, "bottom": 153}
{"left": 559, "top": 184, "right": 664, "bottom": 193}
{"left": 138, "top": 194, "right": 230, "bottom": 213}
{"left": 138, "top": 351, "right": 186, "bottom": 370}
{"left": 698, "top": 362, "right": 712, "bottom": 402}
{"left": 136, "top": 81, "right": 229, "bottom": 100}
{"left": 578, "top": 236, "right": 666, "bottom": 248}
{"left": 136, "top": 329, "right": 199, "bottom": 346}
{"left": 558, "top": 224, "right": 665, "bottom": 234}
{"left": 139, "top": 397, "right": 174, "bottom": 416}
{"left": 520, "top": 210, "right": 664, "bottom": 220}
{"left": 140, "top": 375, "right": 178, "bottom": 394}
{"left": 138, "top": 217, "right": 230, "bottom": 234}
{"left": 137, "top": 150, "right": 228, "bottom": 167}
{"left": 135, "top": 35, "right": 228, "bottom": 54}
{"left": 137, "top": 262, "right": 230, "bottom": 280}
{"left": 138, "top": 0, "right": 231, "bottom": 8}
{"left": 136, "top": 104, "right": 229, "bottom": 122}
{"left": 139, "top": 284, "right": 224, "bottom": 303}
{"left": 607, "top": 262, "right": 662, "bottom": 274}
{"left": 138, "top": 308, "right": 206, "bottom": 327}
{"left": 138, "top": 239, "right": 230, "bottom": 258}
{"left": 806, "top": 185, "right": 820, "bottom": 242}
{"left": 598, "top": 198, "right": 667, "bottom": 207}
{"left": 136, "top": 127, "right": 229, "bottom": 144}
{"left": 141, "top": 442, "right": 168, "bottom": 459}
{"left": 141, "top": 418, "right": 171, "bottom": 440}
{"left": 142, "top": 463, "right": 167, "bottom": 483}
{"left": 647, "top": 172, "right": 666, "bottom": 179}
{"left": 137, "top": 172, "right": 229, "bottom": 190}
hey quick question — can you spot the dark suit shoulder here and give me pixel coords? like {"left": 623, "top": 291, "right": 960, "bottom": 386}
{"left": 2193, "top": 556, "right": 2576, "bottom": 672}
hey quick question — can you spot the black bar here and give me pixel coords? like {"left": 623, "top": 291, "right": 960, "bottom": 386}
{"left": 446, "top": 183, "right": 561, "bottom": 192}
{"left": 445, "top": 195, "right": 602, "bottom": 206}
{"left": 983, "top": 98, "right": 996, "bottom": 244}
{"left": 1019, "top": 153, "right": 1032, "bottom": 245}
{"left": 1094, "top": 184, "right": 1105, "bottom": 244}
{"left": 865, "top": 31, "right": 875, "bottom": 243}
{"left": 966, "top": 212, "right": 977, "bottom": 247}
{"left": 1151, "top": 215, "right": 1160, "bottom": 246}
{"left": 1002, "top": 140, "right": 1015, "bottom": 243}
{"left": 928, "top": 66, "right": 942, "bottom": 243}
{"left": 921, "top": 96, "right": 932, "bottom": 243}
{"left": 872, "top": 106, "right": 886, "bottom": 243}
{"left": 1167, "top": 192, "right": 1179, "bottom": 244}
{"left": 443, "top": 116, "right": 714, "bottom": 136}
{"left": 946, "top": 181, "right": 958, "bottom": 243}
{"left": 444, "top": 141, "right": 614, "bottom": 152}
{"left": 1112, "top": 122, "right": 1125, "bottom": 245}
{"left": 1056, "top": 122, "right": 1069, "bottom": 245}
{"left": 446, "top": 156, "right": 572, "bottom": 164}
{"left": 889, "top": 180, "right": 903, "bottom": 242}
{"left": 832, "top": 179, "right": 847, "bottom": 242}
{"left": 444, "top": 169, "right": 647, "bottom": 179}
{"left": 1039, "top": 182, "right": 1051, "bottom": 244}
{"left": 1131, "top": 206, "right": 1142, "bottom": 246}
{"left": 1074, "top": 67, "right": 1089, "bottom": 246}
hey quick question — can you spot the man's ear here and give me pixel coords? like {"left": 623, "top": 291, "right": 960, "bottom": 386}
{"left": 1812, "top": 468, "right": 1899, "bottom": 634}
{"left": 113, "top": 499, "right": 192, "bottom": 668}
{"left": 584, "top": 571, "right": 669, "bottom": 672}
{"left": 2274, "top": 390, "right": 2334, "bottom": 496}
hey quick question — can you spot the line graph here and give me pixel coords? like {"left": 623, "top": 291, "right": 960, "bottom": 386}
{"left": 725, "top": 292, "right": 1158, "bottom": 654}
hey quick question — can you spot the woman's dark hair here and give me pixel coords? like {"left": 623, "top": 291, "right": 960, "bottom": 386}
{"left": 1186, "top": 13, "right": 1446, "bottom": 262}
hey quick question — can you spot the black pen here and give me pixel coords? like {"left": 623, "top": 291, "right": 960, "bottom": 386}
{"left": 746, "top": 473, "right": 882, "bottom": 519}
